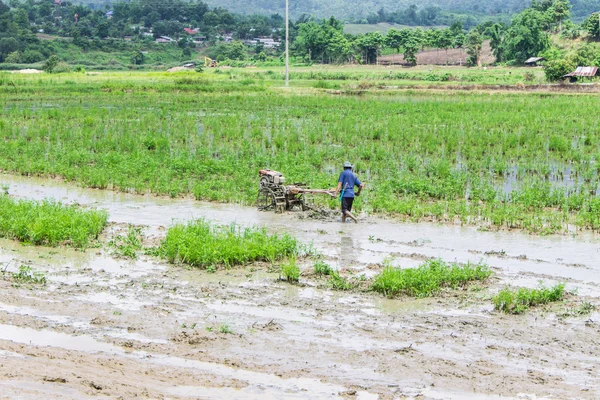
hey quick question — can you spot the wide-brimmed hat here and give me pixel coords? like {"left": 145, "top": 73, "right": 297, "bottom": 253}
{"left": 343, "top": 161, "right": 353, "bottom": 168}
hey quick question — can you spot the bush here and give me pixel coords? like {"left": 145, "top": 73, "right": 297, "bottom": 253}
{"left": 42, "top": 55, "right": 59, "bottom": 73}
{"left": 543, "top": 59, "right": 574, "bottom": 82}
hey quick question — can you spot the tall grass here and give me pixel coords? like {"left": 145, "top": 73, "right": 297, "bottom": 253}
{"left": 0, "top": 195, "right": 108, "bottom": 248}
{"left": 157, "top": 219, "right": 300, "bottom": 268}
{"left": 493, "top": 284, "right": 565, "bottom": 314}
{"left": 371, "top": 259, "right": 492, "bottom": 298}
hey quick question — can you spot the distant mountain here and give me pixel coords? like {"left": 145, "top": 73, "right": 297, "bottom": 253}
{"left": 199, "top": 0, "right": 528, "bottom": 19}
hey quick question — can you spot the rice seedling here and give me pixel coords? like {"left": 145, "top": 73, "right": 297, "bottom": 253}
{"left": 280, "top": 258, "right": 300, "bottom": 283}
{"left": 0, "top": 195, "right": 108, "bottom": 248}
{"left": 156, "top": 219, "right": 300, "bottom": 268}
{"left": 2, "top": 70, "right": 600, "bottom": 233}
{"left": 493, "top": 283, "right": 565, "bottom": 314}
{"left": 219, "top": 324, "right": 233, "bottom": 334}
{"left": 371, "top": 259, "right": 492, "bottom": 298}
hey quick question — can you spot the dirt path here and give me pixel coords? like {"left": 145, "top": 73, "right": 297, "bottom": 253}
{"left": 1, "top": 174, "right": 599, "bottom": 399}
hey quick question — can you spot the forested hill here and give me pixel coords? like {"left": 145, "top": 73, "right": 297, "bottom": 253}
{"left": 73, "top": 0, "right": 600, "bottom": 25}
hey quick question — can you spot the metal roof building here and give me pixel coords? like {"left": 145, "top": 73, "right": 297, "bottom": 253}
{"left": 524, "top": 57, "right": 544, "bottom": 66}
{"left": 564, "top": 67, "right": 599, "bottom": 77}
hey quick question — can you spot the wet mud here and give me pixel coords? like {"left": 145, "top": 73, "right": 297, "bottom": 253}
{"left": 1, "top": 173, "right": 599, "bottom": 399}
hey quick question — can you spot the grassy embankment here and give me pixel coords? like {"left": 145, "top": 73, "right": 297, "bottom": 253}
{"left": 0, "top": 195, "right": 108, "bottom": 248}
{"left": 1, "top": 68, "right": 599, "bottom": 233}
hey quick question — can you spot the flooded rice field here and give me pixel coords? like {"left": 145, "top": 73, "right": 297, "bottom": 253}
{"left": 0, "top": 174, "right": 599, "bottom": 399}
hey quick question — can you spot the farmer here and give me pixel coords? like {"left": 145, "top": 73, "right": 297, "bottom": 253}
{"left": 336, "top": 161, "right": 364, "bottom": 223}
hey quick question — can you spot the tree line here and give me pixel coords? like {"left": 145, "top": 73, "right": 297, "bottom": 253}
{"left": 1, "top": 0, "right": 600, "bottom": 72}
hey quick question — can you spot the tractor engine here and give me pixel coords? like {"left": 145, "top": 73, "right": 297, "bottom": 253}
{"left": 259, "top": 169, "right": 286, "bottom": 189}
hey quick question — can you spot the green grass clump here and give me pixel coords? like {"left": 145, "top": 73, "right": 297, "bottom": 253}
{"left": 314, "top": 260, "right": 334, "bottom": 275}
{"left": 493, "top": 284, "right": 565, "bottom": 314}
{"left": 157, "top": 219, "right": 300, "bottom": 268}
{"left": 371, "top": 259, "right": 492, "bottom": 298}
{"left": 280, "top": 258, "right": 300, "bottom": 283}
{"left": 0, "top": 195, "right": 108, "bottom": 248}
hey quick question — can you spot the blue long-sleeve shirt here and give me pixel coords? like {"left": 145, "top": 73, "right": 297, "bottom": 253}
{"left": 338, "top": 170, "right": 361, "bottom": 198}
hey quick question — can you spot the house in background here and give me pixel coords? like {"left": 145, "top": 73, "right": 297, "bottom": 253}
{"left": 564, "top": 66, "right": 599, "bottom": 82}
{"left": 524, "top": 57, "right": 544, "bottom": 67}
{"left": 156, "top": 36, "right": 174, "bottom": 43}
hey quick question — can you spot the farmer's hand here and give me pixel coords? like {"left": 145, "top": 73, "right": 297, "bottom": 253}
{"left": 355, "top": 192, "right": 360, "bottom": 197}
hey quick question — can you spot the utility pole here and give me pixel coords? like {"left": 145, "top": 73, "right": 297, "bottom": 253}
{"left": 285, "top": 0, "right": 289, "bottom": 87}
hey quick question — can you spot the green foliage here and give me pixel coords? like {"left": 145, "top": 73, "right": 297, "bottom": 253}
{"left": 372, "top": 259, "right": 492, "bottom": 298}
{"left": 585, "top": 12, "right": 600, "bottom": 39}
{"left": 0, "top": 195, "right": 108, "bottom": 248}
{"left": 544, "top": 58, "right": 574, "bottom": 81}
{"left": 328, "top": 271, "right": 356, "bottom": 290}
{"left": 314, "top": 260, "right": 334, "bottom": 275}
{"left": 42, "top": 55, "right": 59, "bottom": 73}
{"left": 280, "top": 258, "right": 300, "bottom": 283}
{"left": 493, "top": 283, "right": 565, "bottom": 314}
{"left": 502, "top": 9, "right": 550, "bottom": 63}
{"left": 465, "top": 30, "right": 483, "bottom": 66}
{"left": 157, "top": 219, "right": 300, "bottom": 268}
{"left": 10, "top": 266, "right": 47, "bottom": 285}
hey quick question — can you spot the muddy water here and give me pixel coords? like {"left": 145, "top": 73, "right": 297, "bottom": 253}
{"left": 1, "top": 173, "right": 600, "bottom": 399}
{"left": 3, "top": 173, "right": 600, "bottom": 294}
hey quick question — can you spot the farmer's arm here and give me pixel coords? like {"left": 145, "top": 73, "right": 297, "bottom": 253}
{"left": 335, "top": 181, "right": 343, "bottom": 195}
{"left": 354, "top": 176, "right": 364, "bottom": 196}
{"left": 356, "top": 182, "right": 365, "bottom": 196}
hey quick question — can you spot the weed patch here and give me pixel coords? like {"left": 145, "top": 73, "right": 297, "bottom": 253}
{"left": 371, "top": 259, "right": 492, "bottom": 298}
{"left": 0, "top": 195, "right": 107, "bottom": 248}
{"left": 9, "top": 265, "right": 47, "bottom": 285}
{"left": 156, "top": 219, "right": 300, "bottom": 268}
{"left": 109, "top": 226, "right": 143, "bottom": 258}
{"left": 494, "top": 284, "right": 565, "bottom": 314}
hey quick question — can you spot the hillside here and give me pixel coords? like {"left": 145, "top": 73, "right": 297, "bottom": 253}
{"left": 72, "top": 0, "right": 600, "bottom": 21}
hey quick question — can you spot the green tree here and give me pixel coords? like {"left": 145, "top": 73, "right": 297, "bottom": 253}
{"left": 42, "top": 55, "right": 59, "bottom": 73}
{"left": 402, "top": 35, "right": 421, "bottom": 66}
{"left": 438, "top": 29, "right": 454, "bottom": 63}
{"left": 543, "top": 58, "right": 574, "bottom": 81}
{"left": 465, "top": 30, "right": 483, "bottom": 67}
{"left": 586, "top": 12, "right": 600, "bottom": 39}
{"left": 548, "top": 0, "right": 571, "bottom": 31}
{"left": 502, "top": 9, "right": 550, "bottom": 64}
{"left": 354, "top": 31, "right": 384, "bottom": 64}
{"left": 485, "top": 23, "right": 505, "bottom": 61}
